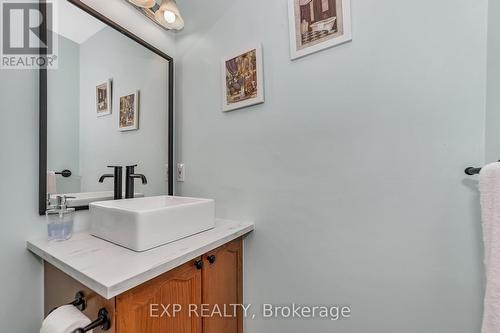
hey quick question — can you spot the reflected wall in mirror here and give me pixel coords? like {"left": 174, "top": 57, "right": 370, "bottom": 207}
{"left": 40, "top": 0, "right": 174, "bottom": 214}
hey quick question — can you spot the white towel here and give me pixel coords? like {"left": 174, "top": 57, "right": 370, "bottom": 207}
{"left": 47, "top": 171, "right": 57, "bottom": 195}
{"left": 480, "top": 162, "right": 500, "bottom": 333}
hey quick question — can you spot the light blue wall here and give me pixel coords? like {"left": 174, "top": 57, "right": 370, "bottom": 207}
{"left": 0, "top": 69, "right": 45, "bottom": 332}
{"left": 0, "top": 0, "right": 492, "bottom": 332}
{"left": 47, "top": 34, "right": 81, "bottom": 194}
{"left": 486, "top": 0, "right": 500, "bottom": 161}
{"left": 175, "top": 0, "right": 488, "bottom": 331}
{"left": 79, "top": 27, "right": 169, "bottom": 196}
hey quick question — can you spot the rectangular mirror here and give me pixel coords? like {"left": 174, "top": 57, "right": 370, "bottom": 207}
{"left": 39, "top": 0, "right": 174, "bottom": 214}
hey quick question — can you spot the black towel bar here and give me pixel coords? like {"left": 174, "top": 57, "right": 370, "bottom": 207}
{"left": 55, "top": 169, "right": 72, "bottom": 178}
{"left": 465, "top": 167, "right": 482, "bottom": 175}
{"left": 465, "top": 161, "right": 500, "bottom": 175}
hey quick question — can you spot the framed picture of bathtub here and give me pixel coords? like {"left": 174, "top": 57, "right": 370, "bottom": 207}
{"left": 222, "top": 45, "right": 264, "bottom": 112}
{"left": 119, "top": 91, "right": 139, "bottom": 131}
{"left": 96, "top": 79, "right": 112, "bottom": 116}
{"left": 288, "top": 0, "right": 352, "bottom": 60}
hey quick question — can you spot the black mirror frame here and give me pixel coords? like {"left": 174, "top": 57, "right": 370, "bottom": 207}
{"left": 38, "top": 0, "right": 174, "bottom": 215}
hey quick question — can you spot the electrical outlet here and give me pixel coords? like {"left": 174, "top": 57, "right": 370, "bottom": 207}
{"left": 176, "top": 163, "right": 185, "bottom": 182}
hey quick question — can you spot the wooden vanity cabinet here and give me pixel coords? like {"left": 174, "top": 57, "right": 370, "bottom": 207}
{"left": 116, "top": 257, "right": 203, "bottom": 333}
{"left": 202, "top": 239, "right": 243, "bottom": 333}
{"left": 44, "top": 238, "right": 243, "bottom": 333}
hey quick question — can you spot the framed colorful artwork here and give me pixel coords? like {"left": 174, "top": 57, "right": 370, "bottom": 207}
{"left": 96, "top": 79, "right": 112, "bottom": 116}
{"left": 119, "top": 91, "right": 139, "bottom": 131}
{"left": 222, "top": 45, "right": 264, "bottom": 112}
{"left": 288, "top": 0, "right": 352, "bottom": 59}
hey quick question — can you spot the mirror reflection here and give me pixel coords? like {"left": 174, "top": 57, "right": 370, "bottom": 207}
{"left": 46, "top": 2, "right": 170, "bottom": 209}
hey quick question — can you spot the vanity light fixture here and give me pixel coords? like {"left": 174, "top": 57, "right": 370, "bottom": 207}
{"left": 126, "top": 0, "right": 184, "bottom": 31}
{"left": 155, "top": 0, "right": 184, "bottom": 30}
{"left": 128, "top": 0, "right": 156, "bottom": 8}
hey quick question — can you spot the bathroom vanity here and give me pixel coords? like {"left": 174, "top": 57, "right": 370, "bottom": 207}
{"left": 28, "top": 219, "right": 253, "bottom": 333}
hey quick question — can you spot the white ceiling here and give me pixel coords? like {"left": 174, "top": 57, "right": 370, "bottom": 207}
{"left": 52, "top": 1, "right": 106, "bottom": 44}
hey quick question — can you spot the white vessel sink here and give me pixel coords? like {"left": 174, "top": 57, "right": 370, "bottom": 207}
{"left": 90, "top": 196, "right": 215, "bottom": 252}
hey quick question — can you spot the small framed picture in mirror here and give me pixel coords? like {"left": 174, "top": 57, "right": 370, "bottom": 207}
{"left": 96, "top": 79, "right": 112, "bottom": 116}
{"left": 119, "top": 91, "right": 139, "bottom": 131}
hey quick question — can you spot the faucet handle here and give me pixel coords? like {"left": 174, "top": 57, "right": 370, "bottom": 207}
{"left": 126, "top": 165, "right": 138, "bottom": 174}
{"left": 107, "top": 166, "right": 123, "bottom": 176}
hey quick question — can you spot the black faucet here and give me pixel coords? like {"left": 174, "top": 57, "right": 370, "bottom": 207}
{"left": 99, "top": 166, "right": 123, "bottom": 200}
{"left": 125, "top": 165, "right": 147, "bottom": 199}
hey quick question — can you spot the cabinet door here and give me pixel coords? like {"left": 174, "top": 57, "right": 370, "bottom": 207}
{"left": 116, "top": 259, "right": 202, "bottom": 333}
{"left": 202, "top": 238, "right": 243, "bottom": 333}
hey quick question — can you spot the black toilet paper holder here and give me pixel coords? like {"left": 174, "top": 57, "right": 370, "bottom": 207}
{"left": 72, "top": 308, "right": 111, "bottom": 333}
{"left": 48, "top": 291, "right": 87, "bottom": 315}
{"left": 68, "top": 291, "right": 86, "bottom": 312}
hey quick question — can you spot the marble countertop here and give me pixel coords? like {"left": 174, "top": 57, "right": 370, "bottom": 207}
{"left": 27, "top": 219, "right": 254, "bottom": 299}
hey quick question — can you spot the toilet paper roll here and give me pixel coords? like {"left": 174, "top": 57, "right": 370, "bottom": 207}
{"left": 40, "top": 305, "right": 92, "bottom": 333}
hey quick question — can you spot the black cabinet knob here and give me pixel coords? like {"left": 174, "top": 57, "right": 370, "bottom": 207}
{"left": 194, "top": 259, "right": 204, "bottom": 270}
{"left": 207, "top": 255, "right": 216, "bottom": 264}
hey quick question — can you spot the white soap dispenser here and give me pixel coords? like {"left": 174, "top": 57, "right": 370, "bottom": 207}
{"left": 46, "top": 195, "right": 76, "bottom": 241}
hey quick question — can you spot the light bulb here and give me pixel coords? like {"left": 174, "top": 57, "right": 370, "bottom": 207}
{"left": 155, "top": 0, "right": 185, "bottom": 30}
{"left": 163, "top": 10, "right": 176, "bottom": 24}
